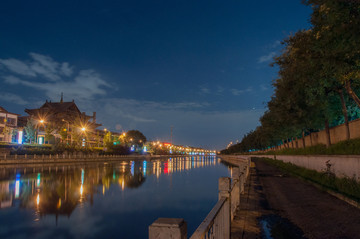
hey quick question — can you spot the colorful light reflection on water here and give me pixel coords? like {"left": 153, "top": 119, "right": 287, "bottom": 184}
{"left": 0, "top": 156, "right": 230, "bottom": 238}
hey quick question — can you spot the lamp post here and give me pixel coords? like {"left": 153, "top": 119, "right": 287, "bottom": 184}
{"left": 37, "top": 119, "right": 45, "bottom": 144}
{"left": 81, "top": 127, "right": 87, "bottom": 147}
{"left": 62, "top": 119, "right": 72, "bottom": 144}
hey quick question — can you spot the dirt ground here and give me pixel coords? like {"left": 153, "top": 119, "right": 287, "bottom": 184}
{"left": 231, "top": 158, "right": 360, "bottom": 239}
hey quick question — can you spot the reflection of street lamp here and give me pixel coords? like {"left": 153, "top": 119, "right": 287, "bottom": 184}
{"left": 36, "top": 193, "right": 40, "bottom": 206}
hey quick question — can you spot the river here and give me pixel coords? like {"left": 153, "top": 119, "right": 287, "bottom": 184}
{"left": 0, "top": 156, "right": 231, "bottom": 239}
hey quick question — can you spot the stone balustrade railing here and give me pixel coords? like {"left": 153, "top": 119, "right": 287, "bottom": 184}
{"left": 0, "top": 153, "right": 180, "bottom": 165}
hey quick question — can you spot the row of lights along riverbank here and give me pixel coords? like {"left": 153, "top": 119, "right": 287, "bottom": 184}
{"left": 19, "top": 118, "right": 217, "bottom": 155}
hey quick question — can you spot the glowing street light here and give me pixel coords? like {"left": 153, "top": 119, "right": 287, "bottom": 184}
{"left": 37, "top": 119, "right": 45, "bottom": 144}
{"left": 80, "top": 127, "right": 87, "bottom": 147}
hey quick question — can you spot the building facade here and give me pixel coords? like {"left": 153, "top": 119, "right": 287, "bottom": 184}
{"left": 24, "top": 97, "right": 101, "bottom": 145}
{"left": 0, "top": 106, "right": 19, "bottom": 143}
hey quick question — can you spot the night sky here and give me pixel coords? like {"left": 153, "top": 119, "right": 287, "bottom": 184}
{"left": 0, "top": 0, "right": 311, "bottom": 149}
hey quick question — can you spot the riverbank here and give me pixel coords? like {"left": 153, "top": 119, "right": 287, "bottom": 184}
{"left": 228, "top": 157, "right": 360, "bottom": 238}
{"left": 0, "top": 154, "right": 189, "bottom": 166}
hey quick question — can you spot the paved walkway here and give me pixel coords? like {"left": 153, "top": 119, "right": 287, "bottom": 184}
{"left": 230, "top": 157, "right": 360, "bottom": 239}
{"left": 231, "top": 162, "right": 267, "bottom": 239}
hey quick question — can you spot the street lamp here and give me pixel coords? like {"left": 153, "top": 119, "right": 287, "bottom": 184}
{"left": 80, "top": 127, "right": 87, "bottom": 147}
{"left": 37, "top": 119, "right": 45, "bottom": 144}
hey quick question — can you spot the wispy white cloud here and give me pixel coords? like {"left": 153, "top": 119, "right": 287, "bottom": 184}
{"left": 92, "top": 98, "right": 210, "bottom": 124}
{"left": 230, "top": 87, "right": 253, "bottom": 96}
{"left": 0, "top": 53, "right": 109, "bottom": 100}
{"left": 260, "top": 84, "right": 268, "bottom": 91}
{"left": 3, "top": 75, "right": 21, "bottom": 84}
{"left": 258, "top": 51, "right": 276, "bottom": 63}
{"left": 85, "top": 97, "right": 263, "bottom": 149}
{"left": 216, "top": 86, "right": 224, "bottom": 95}
{"left": 0, "top": 58, "right": 36, "bottom": 77}
{"left": 200, "top": 86, "right": 210, "bottom": 94}
{"left": 0, "top": 92, "right": 28, "bottom": 105}
{"left": 270, "top": 40, "right": 281, "bottom": 49}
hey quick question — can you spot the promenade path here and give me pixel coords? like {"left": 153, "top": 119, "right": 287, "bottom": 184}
{"left": 230, "top": 157, "right": 360, "bottom": 239}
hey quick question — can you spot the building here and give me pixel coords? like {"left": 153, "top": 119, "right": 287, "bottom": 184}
{"left": 0, "top": 106, "right": 20, "bottom": 143}
{"left": 24, "top": 96, "right": 101, "bottom": 145}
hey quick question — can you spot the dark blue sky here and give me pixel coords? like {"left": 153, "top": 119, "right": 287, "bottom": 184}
{"left": 0, "top": 0, "right": 311, "bottom": 149}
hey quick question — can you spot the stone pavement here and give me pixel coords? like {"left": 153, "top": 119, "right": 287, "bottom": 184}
{"left": 231, "top": 162, "right": 267, "bottom": 239}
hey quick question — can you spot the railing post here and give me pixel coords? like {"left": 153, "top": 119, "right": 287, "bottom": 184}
{"left": 149, "top": 218, "right": 187, "bottom": 239}
{"left": 219, "top": 177, "right": 231, "bottom": 239}
{"left": 219, "top": 177, "right": 231, "bottom": 199}
{"left": 240, "top": 172, "right": 245, "bottom": 194}
{"left": 232, "top": 167, "right": 241, "bottom": 217}
{"left": 232, "top": 167, "right": 240, "bottom": 183}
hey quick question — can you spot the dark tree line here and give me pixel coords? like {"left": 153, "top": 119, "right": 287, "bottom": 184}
{"left": 222, "top": 0, "right": 360, "bottom": 154}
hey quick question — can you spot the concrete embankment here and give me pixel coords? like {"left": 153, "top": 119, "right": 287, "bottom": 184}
{"left": 226, "top": 154, "right": 360, "bottom": 180}
{"left": 218, "top": 155, "right": 250, "bottom": 167}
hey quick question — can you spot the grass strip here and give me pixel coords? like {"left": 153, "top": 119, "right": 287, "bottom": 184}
{"left": 258, "top": 157, "right": 360, "bottom": 203}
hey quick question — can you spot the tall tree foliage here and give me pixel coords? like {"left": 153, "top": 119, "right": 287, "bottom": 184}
{"left": 24, "top": 119, "right": 36, "bottom": 144}
{"left": 304, "top": 0, "right": 360, "bottom": 106}
{"left": 222, "top": 1, "right": 360, "bottom": 153}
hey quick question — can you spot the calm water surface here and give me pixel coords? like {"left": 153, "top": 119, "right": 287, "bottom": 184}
{"left": 0, "top": 156, "right": 230, "bottom": 239}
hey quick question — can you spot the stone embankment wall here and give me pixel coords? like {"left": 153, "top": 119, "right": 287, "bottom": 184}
{"left": 235, "top": 155, "right": 360, "bottom": 180}
{"left": 277, "top": 118, "right": 360, "bottom": 149}
{"left": 0, "top": 154, "right": 181, "bottom": 165}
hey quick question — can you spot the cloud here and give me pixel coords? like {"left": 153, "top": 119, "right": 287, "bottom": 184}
{"left": 3, "top": 75, "right": 21, "bottom": 84}
{"left": 90, "top": 98, "right": 210, "bottom": 125}
{"left": 230, "top": 87, "right": 252, "bottom": 96}
{"left": 0, "top": 92, "right": 28, "bottom": 105}
{"left": 80, "top": 97, "right": 263, "bottom": 149}
{"left": 0, "top": 53, "right": 109, "bottom": 100}
{"left": 0, "top": 58, "right": 36, "bottom": 77}
{"left": 29, "top": 53, "right": 63, "bottom": 81}
{"left": 200, "top": 86, "right": 210, "bottom": 94}
{"left": 270, "top": 40, "right": 281, "bottom": 49}
{"left": 216, "top": 86, "right": 224, "bottom": 95}
{"left": 260, "top": 84, "right": 268, "bottom": 91}
{"left": 258, "top": 52, "right": 276, "bottom": 63}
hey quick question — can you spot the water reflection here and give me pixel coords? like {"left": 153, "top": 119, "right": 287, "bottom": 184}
{"left": 0, "top": 156, "right": 221, "bottom": 222}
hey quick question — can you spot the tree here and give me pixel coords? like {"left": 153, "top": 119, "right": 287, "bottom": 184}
{"left": 45, "top": 125, "right": 56, "bottom": 144}
{"left": 24, "top": 119, "right": 36, "bottom": 144}
{"left": 124, "top": 130, "right": 147, "bottom": 148}
{"left": 103, "top": 131, "right": 114, "bottom": 147}
{"left": 304, "top": 0, "right": 360, "bottom": 107}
